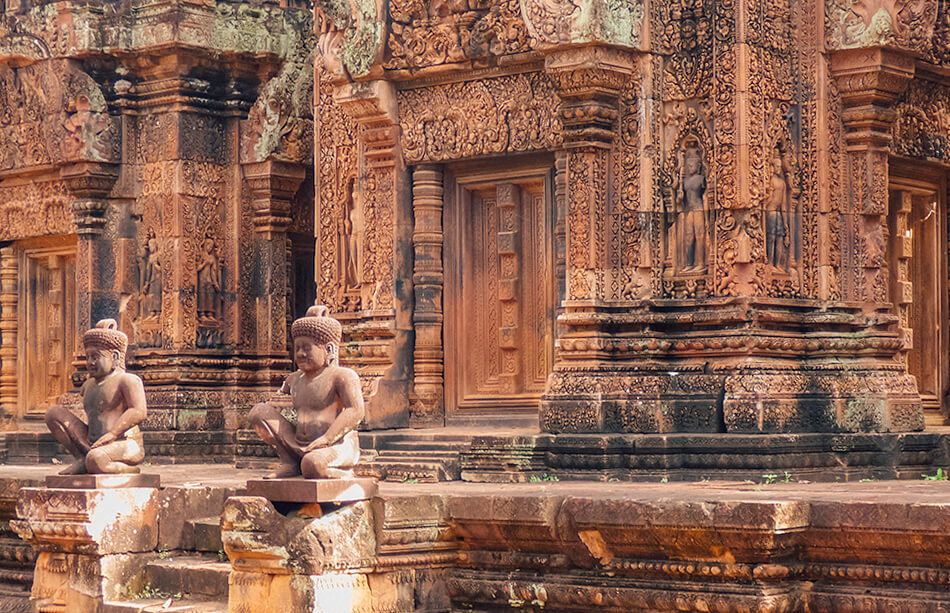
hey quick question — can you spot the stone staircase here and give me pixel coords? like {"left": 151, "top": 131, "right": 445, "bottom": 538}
{"left": 102, "top": 517, "right": 228, "bottom": 613}
{"left": 357, "top": 431, "right": 477, "bottom": 482}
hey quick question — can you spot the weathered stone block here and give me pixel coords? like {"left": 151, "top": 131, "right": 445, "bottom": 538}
{"left": 245, "top": 478, "right": 377, "bottom": 504}
{"left": 14, "top": 487, "right": 159, "bottom": 555}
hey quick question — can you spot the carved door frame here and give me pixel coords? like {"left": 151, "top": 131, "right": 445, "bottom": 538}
{"left": 443, "top": 156, "right": 557, "bottom": 425}
{"left": 15, "top": 237, "right": 78, "bottom": 421}
{"left": 888, "top": 160, "right": 949, "bottom": 421}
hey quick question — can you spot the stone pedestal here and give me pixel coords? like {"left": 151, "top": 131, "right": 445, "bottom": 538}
{"left": 11, "top": 485, "right": 159, "bottom": 612}
{"left": 223, "top": 494, "right": 415, "bottom": 613}
{"left": 246, "top": 478, "right": 377, "bottom": 503}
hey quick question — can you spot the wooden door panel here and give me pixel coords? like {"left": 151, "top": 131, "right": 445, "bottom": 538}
{"left": 450, "top": 169, "right": 554, "bottom": 415}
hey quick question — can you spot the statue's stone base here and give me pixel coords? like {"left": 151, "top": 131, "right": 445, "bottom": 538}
{"left": 12, "top": 485, "right": 160, "bottom": 612}
{"left": 245, "top": 478, "right": 377, "bottom": 503}
{"left": 46, "top": 473, "right": 161, "bottom": 489}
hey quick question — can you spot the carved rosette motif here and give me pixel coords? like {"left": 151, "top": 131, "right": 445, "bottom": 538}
{"left": 397, "top": 73, "right": 562, "bottom": 164}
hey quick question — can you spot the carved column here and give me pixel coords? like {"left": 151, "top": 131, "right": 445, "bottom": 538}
{"left": 61, "top": 162, "right": 119, "bottom": 384}
{"left": 829, "top": 48, "right": 916, "bottom": 305}
{"left": 333, "top": 80, "right": 413, "bottom": 429}
{"left": 243, "top": 160, "right": 307, "bottom": 355}
{"left": 0, "top": 247, "right": 17, "bottom": 423}
{"left": 411, "top": 165, "right": 444, "bottom": 426}
{"left": 541, "top": 47, "right": 637, "bottom": 432}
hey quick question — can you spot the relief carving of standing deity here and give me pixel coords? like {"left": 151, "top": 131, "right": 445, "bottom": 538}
{"left": 765, "top": 152, "right": 793, "bottom": 270}
{"left": 140, "top": 231, "right": 162, "bottom": 318}
{"left": 197, "top": 236, "right": 222, "bottom": 320}
{"left": 672, "top": 140, "right": 710, "bottom": 274}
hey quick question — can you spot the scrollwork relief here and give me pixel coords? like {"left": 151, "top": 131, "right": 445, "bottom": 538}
{"left": 398, "top": 72, "right": 562, "bottom": 164}
{"left": 386, "top": 0, "right": 530, "bottom": 70}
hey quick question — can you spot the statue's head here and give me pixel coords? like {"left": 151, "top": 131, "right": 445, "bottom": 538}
{"left": 291, "top": 304, "right": 343, "bottom": 372}
{"left": 83, "top": 319, "right": 128, "bottom": 378}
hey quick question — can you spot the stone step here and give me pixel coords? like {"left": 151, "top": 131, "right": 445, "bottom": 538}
{"left": 187, "top": 517, "right": 223, "bottom": 553}
{"left": 144, "top": 555, "right": 230, "bottom": 600}
{"left": 102, "top": 598, "right": 227, "bottom": 613}
{"left": 358, "top": 459, "right": 458, "bottom": 482}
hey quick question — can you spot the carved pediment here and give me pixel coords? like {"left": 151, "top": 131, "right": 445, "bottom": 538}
{"left": 521, "top": 0, "right": 645, "bottom": 49}
{"left": 241, "top": 50, "right": 315, "bottom": 165}
{"left": 825, "top": 0, "right": 937, "bottom": 53}
{"left": 0, "top": 59, "right": 119, "bottom": 172}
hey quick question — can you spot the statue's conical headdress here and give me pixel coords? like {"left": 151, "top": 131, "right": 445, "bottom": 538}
{"left": 291, "top": 304, "right": 342, "bottom": 346}
{"left": 82, "top": 319, "right": 128, "bottom": 368}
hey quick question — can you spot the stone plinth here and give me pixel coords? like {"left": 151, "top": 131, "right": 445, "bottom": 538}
{"left": 11, "top": 486, "right": 159, "bottom": 612}
{"left": 245, "top": 478, "right": 377, "bottom": 503}
{"left": 46, "top": 473, "right": 161, "bottom": 489}
{"left": 222, "top": 495, "right": 419, "bottom": 613}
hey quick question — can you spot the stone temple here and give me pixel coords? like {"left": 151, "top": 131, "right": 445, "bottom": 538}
{"left": 0, "top": 0, "right": 949, "bottom": 611}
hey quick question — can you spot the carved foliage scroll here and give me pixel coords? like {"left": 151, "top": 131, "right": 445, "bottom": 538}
{"left": 398, "top": 73, "right": 562, "bottom": 164}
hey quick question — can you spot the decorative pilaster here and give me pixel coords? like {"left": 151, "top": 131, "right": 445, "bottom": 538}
{"left": 411, "top": 165, "right": 444, "bottom": 426}
{"left": 0, "top": 247, "right": 17, "bottom": 423}
{"left": 243, "top": 160, "right": 307, "bottom": 354}
{"left": 61, "top": 162, "right": 119, "bottom": 385}
{"left": 332, "top": 80, "right": 413, "bottom": 429}
{"left": 829, "top": 48, "right": 916, "bottom": 305}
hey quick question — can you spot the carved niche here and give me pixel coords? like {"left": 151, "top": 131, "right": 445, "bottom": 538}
{"left": 0, "top": 59, "right": 119, "bottom": 171}
{"left": 661, "top": 109, "right": 714, "bottom": 297}
{"left": 386, "top": 0, "right": 530, "bottom": 70}
{"left": 315, "top": 67, "right": 361, "bottom": 314}
{"left": 397, "top": 72, "right": 562, "bottom": 164}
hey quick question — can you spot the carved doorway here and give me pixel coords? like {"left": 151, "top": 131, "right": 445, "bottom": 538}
{"left": 445, "top": 164, "right": 556, "bottom": 424}
{"left": 17, "top": 239, "right": 77, "bottom": 422}
{"left": 888, "top": 165, "right": 949, "bottom": 424}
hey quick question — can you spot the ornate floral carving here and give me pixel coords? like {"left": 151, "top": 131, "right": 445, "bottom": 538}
{"left": 398, "top": 72, "right": 562, "bottom": 164}
{"left": 385, "top": 0, "right": 530, "bottom": 70}
{"left": 0, "top": 181, "right": 72, "bottom": 241}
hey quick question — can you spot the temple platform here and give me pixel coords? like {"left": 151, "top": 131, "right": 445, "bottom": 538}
{"left": 0, "top": 462, "right": 948, "bottom": 610}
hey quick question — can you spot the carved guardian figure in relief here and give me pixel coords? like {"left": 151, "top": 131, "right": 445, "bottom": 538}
{"left": 197, "top": 236, "right": 222, "bottom": 319}
{"left": 766, "top": 154, "right": 792, "bottom": 270}
{"left": 45, "top": 320, "right": 147, "bottom": 475}
{"left": 674, "top": 145, "right": 709, "bottom": 273}
{"left": 249, "top": 304, "right": 364, "bottom": 479}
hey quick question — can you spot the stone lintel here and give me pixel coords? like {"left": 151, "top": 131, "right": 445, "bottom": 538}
{"left": 246, "top": 478, "right": 378, "bottom": 503}
{"left": 45, "top": 473, "right": 161, "bottom": 490}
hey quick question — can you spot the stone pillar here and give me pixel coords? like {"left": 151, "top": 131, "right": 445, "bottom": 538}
{"left": 61, "top": 162, "right": 119, "bottom": 386}
{"left": 540, "top": 47, "right": 639, "bottom": 432}
{"left": 11, "top": 485, "right": 159, "bottom": 612}
{"left": 411, "top": 165, "right": 444, "bottom": 426}
{"left": 332, "top": 80, "right": 413, "bottom": 429}
{"left": 243, "top": 160, "right": 307, "bottom": 356}
{"left": 0, "top": 246, "right": 17, "bottom": 423}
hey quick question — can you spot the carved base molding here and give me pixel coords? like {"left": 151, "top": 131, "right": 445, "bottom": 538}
{"left": 542, "top": 298, "right": 922, "bottom": 433}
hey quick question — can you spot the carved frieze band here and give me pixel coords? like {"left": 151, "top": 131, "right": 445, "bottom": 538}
{"left": 397, "top": 73, "right": 562, "bottom": 164}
